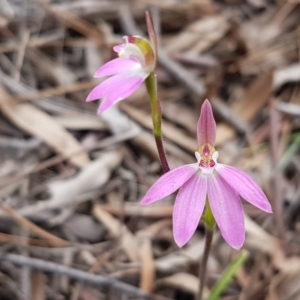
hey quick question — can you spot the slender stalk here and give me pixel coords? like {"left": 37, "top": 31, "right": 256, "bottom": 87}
{"left": 198, "top": 229, "right": 213, "bottom": 300}
{"left": 145, "top": 72, "right": 170, "bottom": 173}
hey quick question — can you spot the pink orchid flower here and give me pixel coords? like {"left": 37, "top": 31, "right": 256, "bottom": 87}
{"left": 86, "top": 36, "right": 155, "bottom": 113}
{"left": 141, "top": 99, "right": 272, "bottom": 250}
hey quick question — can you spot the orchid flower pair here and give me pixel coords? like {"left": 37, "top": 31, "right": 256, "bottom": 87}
{"left": 87, "top": 36, "right": 272, "bottom": 250}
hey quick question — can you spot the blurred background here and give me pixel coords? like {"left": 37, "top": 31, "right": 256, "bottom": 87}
{"left": 0, "top": 0, "right": 300, "bottom": 299}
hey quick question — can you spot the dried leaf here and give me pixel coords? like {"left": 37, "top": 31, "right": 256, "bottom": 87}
{"left": 0, "top": 86, "right": 90, "bottom": 168}
{"left": 233, "top": 73, "right": 273, "bottom": 122}
{"left": 245, "top": 215, "right": 300, "bottom": 273}
{"left": 0, "top": 200, "right": 69, "bottom": 247}
{"left": 273, "top": 63, "right": 300, "bottom": 89}
{"left": 155, "top": 240, "right": 219, "bottom": 273}
{"left": 139, "top": 236, "right": 155, "bottom": 293}
{"left": 31, "top": 271, "right": 46, "bottom": 300}
{"left": 63, "top": 214, "right": 105, "bottom": 243}
{"left": 54, "top": 114, "right": 107, "bottom": 130}
{"left": 98, "top": 203, "right": 173, "bottom": 218}
{"left": 93, "top": 204, "right": 139, "bottom": 262}
{"left": 11, "top": 151, "right": 122, "bottom": 218}
{"left": 268, "top": 270, "right": 300, "bottom": 300}
{"left": 156, "top": 272, "right": 209, "bottom": 297}
{"left": 165, "top": 16, "right": 229, "bottom": 55}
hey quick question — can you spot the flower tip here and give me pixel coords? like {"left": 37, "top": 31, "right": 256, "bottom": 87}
{"left": 202, "top": 98, "right": 213, "bottom": 111}
{"left": 113, "top": 44, "right": 124, "bottom": 53}
{"left": 140, "top": 196, "right": 152, "bottom": 205}
{"left": 228, "top": 235, "right": 245, "bottom": 250}
{"left": 93, "top": 71, "right": 101, "bottom": 78}
{"left": 93, "top": 67, "right": 103, "bottom": 77}
{"left": 97, "top": 106, "right": 104, "bottom": 114}
{"left": 97, "top": 102, "right": 111, "bottom": 114}
{"left": 174, "top": 238, "right": 186, "bottom": 248}
{"left": 140, "top": 199, "right": 147, "bottom": 205}
{"left": 174, "top": 229, "right": 194, "bottom": 248}
{"left": 86, "top": 93, "right": 97, "bottom": 102}
{"left": 225, "top": 235, "right": 244, "bottom": 250}
{"left": 232, "top": 244, "right": 243, "bottom": 251}
{"left": 263, "top": 204, "right": 273, "bottom": 214}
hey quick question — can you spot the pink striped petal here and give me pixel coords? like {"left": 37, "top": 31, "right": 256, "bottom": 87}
{"left": 173, "top": 173, "right": 207, "bottom": 247}
{"left": 94, "top": 58, "right": 141, "bottom": 77}
{"left": 197, "top": 99, "right": 216, "bottom": 146}
{"left": 215, "top": 164, "right": 272, "bottom": 213}
{"left": 207, "top": 174, "right": 245, "bottom": 250}
{"left": 140, "top": 164, "right": 197, "bottom": 205}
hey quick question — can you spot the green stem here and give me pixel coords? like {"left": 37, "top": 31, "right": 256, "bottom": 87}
{"left": 198, "top": 228, "right": 213, "bottom": 300}
{"left": 145, "top": 72, "right": 170, "bottom": 173}
{"left": 207, "top": 250, "right": 249, "bottom": 300}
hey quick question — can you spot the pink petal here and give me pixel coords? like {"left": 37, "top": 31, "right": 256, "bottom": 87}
{"left": 94, "top": 58, "right": 141, "bottom": 77}
{"left": 98, "top": 75, "right": 145, "bottom": 113}
{"left": 86, "top": 73, "right": 146, "bottom": 111}
{"left": 87, "top": 74, "right": 139, "bottom": 102}
{"left": 197, "top": 99, "right": 216, "bottom": 146}
{"left": 207, "top": 174, "right": 245, "bottom": 250}
{"left": 140, "top": 164, "right": 197, "bottom": 205}
{"left": 113, "top": 44, "right": 126, "bottom": 53}
{"left": 173, "top": 173, "right": 207, "bottom": 247}
{"left": 215, "top": 164, "right": 273, "bottom": 213}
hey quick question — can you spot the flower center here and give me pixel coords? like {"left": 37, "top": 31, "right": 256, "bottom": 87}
{"left": 199, "top": 144, "right": 215, "bottom": 168}
{"left": 195, "top": 144, "right": 218, "bottom": 175}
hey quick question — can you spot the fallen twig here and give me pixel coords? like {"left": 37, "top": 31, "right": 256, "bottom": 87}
{"left": 0, "top": 253, "right": 171, "bottom": 300}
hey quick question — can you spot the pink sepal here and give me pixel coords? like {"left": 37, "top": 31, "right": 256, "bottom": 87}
{"left": 140, "top": 164, "right": 197, "bottom": 205}
{"left": 216, "top": 164, "right": 272, "bottom": 213}
{"left": 197, "top": 99, "right": 216, "bottom": 146}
